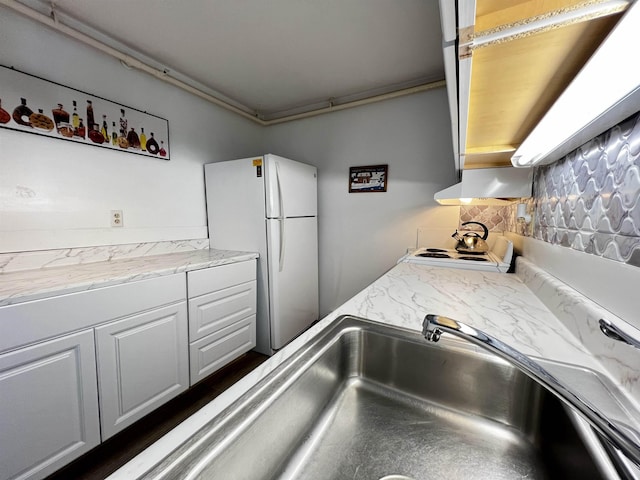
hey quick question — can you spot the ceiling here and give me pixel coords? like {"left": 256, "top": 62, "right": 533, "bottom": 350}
{"left": 6, "top": 0, "right": 629, "bottom": 170}
{"left": 15, "top": 0, "right": 445, "bottom": 120}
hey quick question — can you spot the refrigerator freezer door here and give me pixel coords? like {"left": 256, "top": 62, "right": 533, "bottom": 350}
{"left": 205, "top": 158, "right": 267, "bottom": 250}
{"left": 205, "top": 159, "right": 272, "bottom": 355}
{"left": 265, "top": 155, "right": 317, "bottom": 218}
{"left": 266, "top": 217, "right": 319, "bottom": 350}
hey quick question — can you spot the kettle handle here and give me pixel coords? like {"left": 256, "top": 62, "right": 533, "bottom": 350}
{"left": 461, "top": 221, "right": 489, "bottom": 240}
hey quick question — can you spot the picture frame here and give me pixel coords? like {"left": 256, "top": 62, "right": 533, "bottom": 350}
{"left": 0, "top": 65, "right": 170, "bottom": 160}
{"left": 349, "top": 164, "right": 388, "bottom": 193}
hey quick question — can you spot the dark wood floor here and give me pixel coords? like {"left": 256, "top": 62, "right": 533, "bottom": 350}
{"left": 46, "top": 351, "right": 268, "bottom": 480}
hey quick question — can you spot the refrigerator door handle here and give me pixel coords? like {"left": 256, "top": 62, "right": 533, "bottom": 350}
{"left": 275, "top": 161, "right": 285, "bottom": 218}
{"left": 275, "top": 161, "right": 286, "bottom": 272}
{"left": 279, "top": 218, "right": 285, "bottom": 272}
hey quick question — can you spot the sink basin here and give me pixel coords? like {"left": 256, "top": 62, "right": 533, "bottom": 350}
{"left": 141, "top": 316, "right": 633, "bottom": 479}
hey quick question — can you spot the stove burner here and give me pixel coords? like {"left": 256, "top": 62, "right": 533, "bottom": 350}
{"left": 425, "top": 248, "right": 448, "bottom": 253}
{"left": 459, "top": 256, "right": 489, "bottom": 262}
{"left": 417, "top": 253, "right": 451, "bottom": 259}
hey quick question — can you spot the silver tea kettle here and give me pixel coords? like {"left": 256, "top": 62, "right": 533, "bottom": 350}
{"left": 452, "top": 221, "right": 489, "bottom": 254}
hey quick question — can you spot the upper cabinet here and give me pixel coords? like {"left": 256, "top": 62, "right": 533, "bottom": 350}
{"left": 441, "top": 0, "right": 630, "bottom": 171}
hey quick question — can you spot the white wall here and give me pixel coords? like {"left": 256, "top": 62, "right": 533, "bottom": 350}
{"left": 0, "top": 9, "right": 264, "bottom": 252}
{"left": 0, "top": 9, "right": 459, "bottom": 318}
{"left": 264, "top": 90, "right": 458, "bottom": 315}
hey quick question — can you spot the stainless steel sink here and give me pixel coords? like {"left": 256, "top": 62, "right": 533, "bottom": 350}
{"left": 140, "top": 316, "right": 637, "bottom": 479}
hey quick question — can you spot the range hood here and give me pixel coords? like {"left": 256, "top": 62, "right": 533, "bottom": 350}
{"left": 434, "top": 167, "right": 533, "bottom": 206}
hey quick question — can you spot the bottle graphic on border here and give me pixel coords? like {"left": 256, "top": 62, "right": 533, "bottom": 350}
{"left": 139, "top": 127, "right": 147, "bottom": 151}
{"left": 127, "top": 127, "right": 140, "bottom": 149}
{"left": 52, "top": 103, "right": 69, "bottom": 129}
{"left": 53, "top": 104, "right": 72, "bottom": 137}
{"left": 111, "top": 121, "right": 118, "bottom": 145}
{"left": 146, "top": 132, "right": 159, "bottom": 155}
{"left": 86, "top": 100, "right": 95, "bottom": 130}
{"left": 101, "top": 115, "right": 109, "bottom": 142}
{"left": 13, "top": 98, "right": 34, "bottom": 127}
{"left": 117, "top": 109, "right": 129, "bottom": 149}
{"left": 0, "top": 99, "right": 11, "bottom": 124}
{"left": 72, "top": 101, "right": 79, "bottom": 129}
{"left": 89, "top": 123, "right": 104, "bottom": 144}
{"left": 119, "top": 109, "right": 127, "bottom": 136}
{"left": 76, "top": 118, "right": 86, "bottom": 138}
{"left": 159, "top": 140, "right": 167, "bottom": 157}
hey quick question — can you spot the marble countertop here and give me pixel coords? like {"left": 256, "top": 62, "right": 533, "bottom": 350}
{"left": 0, "top": 248, "right": 258, "bottom": 307}
{"left": 109, "top": 261, "right": 610, "bottom": 479}
{"left": 321, "top": 262, "right": 598, "bottom": 366}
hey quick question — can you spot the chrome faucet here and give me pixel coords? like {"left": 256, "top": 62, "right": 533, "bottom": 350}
{"left": 422, "top": 314, "right": 640, "bottom": 469}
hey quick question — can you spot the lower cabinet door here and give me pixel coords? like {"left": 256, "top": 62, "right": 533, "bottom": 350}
{"left": 0, "top": 330, "right": 100, "bottom": 480}
{"left": 189, "top": 315, "right": 256, "bottom": 385}
{"left": 95, "top": 302, "right": 189, "bottom": 440}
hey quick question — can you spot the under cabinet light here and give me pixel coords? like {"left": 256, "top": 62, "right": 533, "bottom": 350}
{"left": 511, "top": 1, "right": 640, "bottom": 168}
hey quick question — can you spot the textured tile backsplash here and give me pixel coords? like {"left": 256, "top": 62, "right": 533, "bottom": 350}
{"left": 459, "top": 205, "right": 510, "bottom": 232}
{"left": 532, "top": 111, "right": 640, "bottom": 267}
{"left": 461, "top": 111, "right": 640, "bottom": 268}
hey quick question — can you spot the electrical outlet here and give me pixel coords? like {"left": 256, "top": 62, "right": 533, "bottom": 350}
{"left": 111, "top": 210, "right": 123, "bottom": 227}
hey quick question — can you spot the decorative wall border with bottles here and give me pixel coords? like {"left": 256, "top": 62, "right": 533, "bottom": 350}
{"left": 0, "top": 65, "right": 170, "bottom": 159}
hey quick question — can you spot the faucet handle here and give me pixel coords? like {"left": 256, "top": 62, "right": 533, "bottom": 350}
{"left": 599, "top": 319, "right": 640, "bottom": 349}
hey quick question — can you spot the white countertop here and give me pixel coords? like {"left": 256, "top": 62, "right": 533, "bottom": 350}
{"left": 3, "top": 246, "right": 635, "bottom": 477}
{"left": 324, "top": 262, "right": 597, "bottom": 365}
{"left": 0, "top": 248, "right": 258, "bottom": 307}
{"left": 109, "top": 260, "right": 608, "bottom": 479}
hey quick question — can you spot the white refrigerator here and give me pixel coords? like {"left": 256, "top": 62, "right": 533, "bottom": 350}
{"left": 204, "top": 154, "right": 319, "bottom": 355}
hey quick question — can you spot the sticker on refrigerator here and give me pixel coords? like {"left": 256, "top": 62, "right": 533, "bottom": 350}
{"left": 253, "top": 158, "right": 263, "bottom": 177}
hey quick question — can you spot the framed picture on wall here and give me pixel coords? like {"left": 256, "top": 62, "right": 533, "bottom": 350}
{"left": 349, "top": 164, "right": 388, "bottom": 193}
{"left": 0, "top": 65, "right": 170, "bottom": 160}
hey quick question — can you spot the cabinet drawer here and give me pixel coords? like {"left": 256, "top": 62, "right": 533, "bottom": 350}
{"left": 187, "top": 260, "right": 256, "bottom": 298}
{"left": 0, "top": 273, "right": 186, "bottom": 354}
{"left": 188, "top": 280, "right": 256, "bottom": 342}
{"left": 189, "top": 315, "right": 256, "bottom": 385}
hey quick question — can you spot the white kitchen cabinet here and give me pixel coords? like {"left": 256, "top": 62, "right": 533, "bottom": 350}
{"left": 0, "top": 330, "right": 100, "bottom": 480}
{"left": 189, "top": 315, "right": 256, "bottom": 383}
{"left": 95, "top": 302, "right": 189, "bottom": 440}
{"left": 0, "top": 261, "right": 257, "bottom": 477}
{"left": 0, "top": 273, "right": 186, "bottom": 479}
{"left": 0, "top": 274, "right": 186, "bottom": 354}
{"left": 187, "top": 261, "right": 257, "bottom": 385}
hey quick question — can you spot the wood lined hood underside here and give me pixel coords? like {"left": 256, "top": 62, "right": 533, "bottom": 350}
{"left": 461, "top": 0, "right": 626, "bottom": 169}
